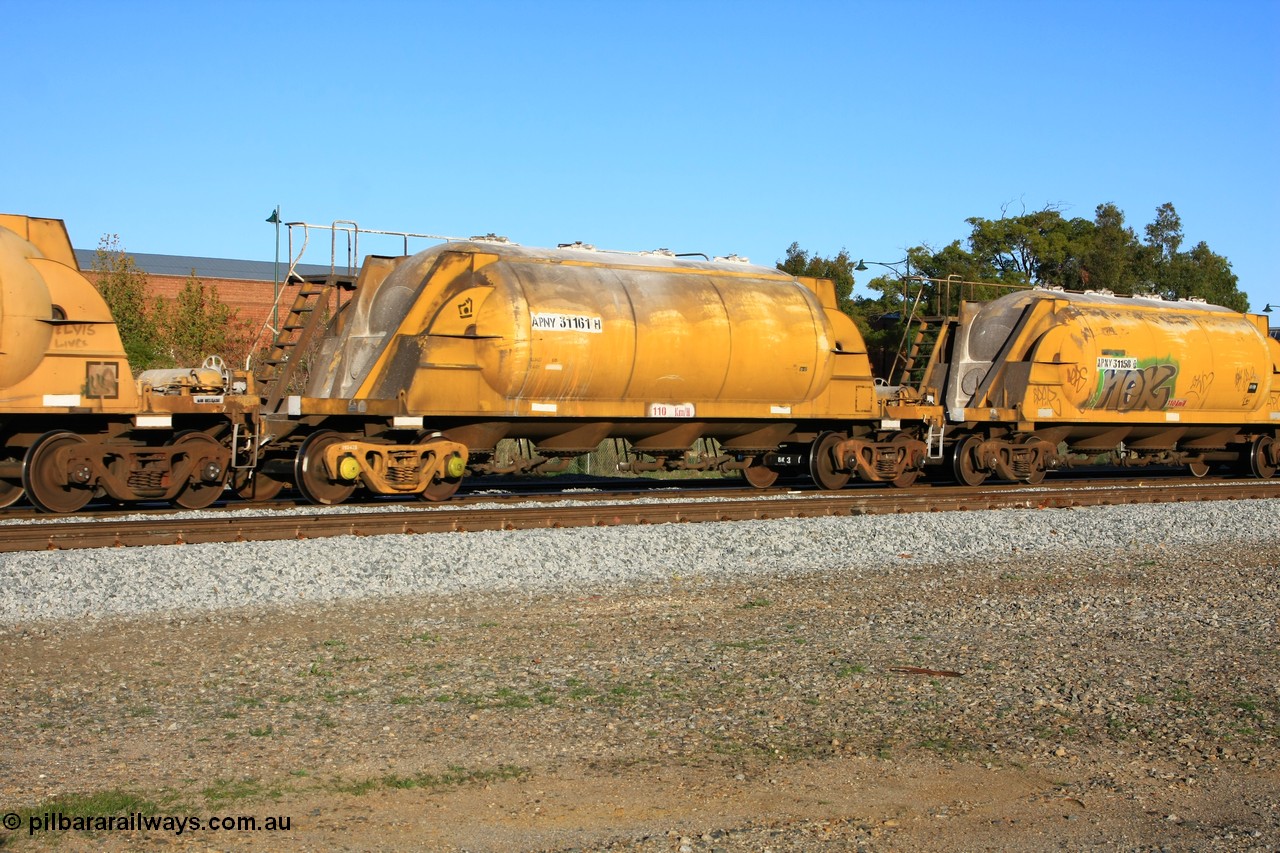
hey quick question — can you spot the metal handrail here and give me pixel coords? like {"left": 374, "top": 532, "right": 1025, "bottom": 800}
{"left": 284, "top": 220, "right": 465, "bottom": 278}
{"left": 888, "top": 274, "right": 1033, "bottom": 318}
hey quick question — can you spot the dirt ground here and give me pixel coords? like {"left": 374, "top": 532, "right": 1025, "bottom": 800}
{"left": 1, "top": 543, "right": 1277, "bottom": 851}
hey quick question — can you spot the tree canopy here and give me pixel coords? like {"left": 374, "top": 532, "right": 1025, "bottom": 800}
{"left": 780, "top": 201, "right": 1249, "bottom": 321}
{"left": 905, "top": 201, "right": 1247, "bottom": 311}
{"left": 90, "top": 237, "right": 253, "bottom": 373}
{"left": 91, "top": 235, "right": 167, "bottom": 369}
{"left": 779, "top": 202, "right": 1250, "bottom": 379}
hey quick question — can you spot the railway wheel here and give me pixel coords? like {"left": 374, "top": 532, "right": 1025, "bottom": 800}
{"left": 420, "top": 475, "right": 462, "bottom": 502}
{"left": 0, "top": 481, "right": 23, "bottom": 508}
{"left": 950, "top": 435, "right": 987, "bottom": 486}
{"left": 1249, "top": 435, "right": 1278, "bottom": 479}
{"left": 1186, "top": 459, "right": 1210, "bottom": 478}
{"left": 1021, "top": 435, "right": 1047, "bottom": 486}
{"left": 889, "top": 435, "right": 920, "bottom": 488}
{"left": 0, "top": 471, "right": 23, "bottom": 508}
{"left": 809, "top": 431, "right": 850, "bottom": 491}
{"left": 742, "top": 456, "right": 779, "bottom": 488}
{"left": 233, "top": 469, "right": 287, "bottom": 502}
{"left": 172, "top": 433, "right": 228, "bottom": 509}
{"left": 416, "top": 434, "right": 465, "bottom": 502}
{"left": 295, "top": 430, "right": 357, "bottom": 506}
{"left": 23, "top": 431, "right": 93, "bottom": 514}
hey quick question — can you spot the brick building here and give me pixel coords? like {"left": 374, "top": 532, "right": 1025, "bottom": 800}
{"left": 72, "top": 249, "right": 334, "bottom": 339}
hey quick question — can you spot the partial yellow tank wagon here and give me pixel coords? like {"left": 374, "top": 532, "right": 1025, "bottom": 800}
{"left": 0, "top": 215, "right": 260, "bottom": 512}
{"left": 929, "top": 289, "right": 1280, "bottom": 484}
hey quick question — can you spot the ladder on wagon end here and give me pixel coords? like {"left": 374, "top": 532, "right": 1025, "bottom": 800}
{"left": 256, "top": 275, "right": 346, "bottom": 414}
{"left": 894, "top": 317, "right": 946, "bottom": 389}
{"left": 889, "top": 284, "right": 949, "bottom": 391}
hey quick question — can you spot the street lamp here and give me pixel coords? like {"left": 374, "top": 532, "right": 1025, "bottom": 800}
{"left": 265, "top": 206, "right": 281, "bottom": 332}
{"left": 854, "top": 257, "right": 911, "bottom": 277}
{"left": 854, "top": 257, "right": 919, "bottom": 311}
{"left": 1264, "top": 304, "right": 1275, "bottom": 313}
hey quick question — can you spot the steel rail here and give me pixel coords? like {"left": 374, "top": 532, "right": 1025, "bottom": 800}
{"left": 2, "top": 479, "right": 1276, "bottom": 553}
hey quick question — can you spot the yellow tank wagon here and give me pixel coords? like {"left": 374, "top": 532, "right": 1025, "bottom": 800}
{"left": 926, "top": 288, "right": 1280, "bottom": 484}
{"left": 0, "top": 215, "right": 259, "bottom": 512}
{"left": 272, "top": 240, "right": 936, "bottom": 503}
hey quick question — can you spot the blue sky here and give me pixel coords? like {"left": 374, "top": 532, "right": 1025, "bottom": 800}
{"left": 7, "top": 0, "right": 1279, "bottom": 315}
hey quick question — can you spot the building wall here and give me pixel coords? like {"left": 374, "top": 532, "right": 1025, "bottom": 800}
{"left": 80, "top": 269, "right": 306, "bottom": 340}
{"left": 143, "top": 274, "right": 303, "bottom": 332}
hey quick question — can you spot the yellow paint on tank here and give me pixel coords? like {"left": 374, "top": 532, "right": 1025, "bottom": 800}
{"left": 321, "top": 242, "right": 859, "bottom": 420}
{"left": 0, "top": 227, "right": 55, "bottom": 386}
{"left": 0, "top": 215, "right": 138, "bottom": 412}
{"left": 953, "top": 289, "right": 1278, "bottom": 427}
{"left": 1039, "top": 297, "right": 1273, "bottom": 416}
{"left": 468, "top": 254, "right": 833, "bottom": 404}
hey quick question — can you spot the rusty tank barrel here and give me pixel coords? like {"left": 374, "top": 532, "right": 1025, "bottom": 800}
{"left": 308, "top": 242, "right": 846, "bottom": 416}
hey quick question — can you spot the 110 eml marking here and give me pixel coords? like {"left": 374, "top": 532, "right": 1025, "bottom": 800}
{"left": 647, "top": 402, "right": 695, "bottom": 418}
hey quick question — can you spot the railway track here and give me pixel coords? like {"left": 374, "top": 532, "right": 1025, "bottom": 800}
{"left": 3, "top": 477, "right": 1276, "bottom": 553}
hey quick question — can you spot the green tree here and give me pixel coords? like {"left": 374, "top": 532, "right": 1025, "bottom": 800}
{"left": 91, "top": 235, "right": 166, "bottom": 370}
{"left": 963, "top": 204, "right": 1071, "bottom": 285}
{"left": 777, "top": 242, "right": 858, "bottom": 315}
{"left": 1144, "top": 201, "right": 1184, "bottom": 262}
{"left": 1078, "top": 202, "right": 1140, "bottom": 293}
{"left": 154, "top": 271, "right": 244, "bottom": 367}
{"left": 905, "top": 201, "right": 1246, "bottom": 309}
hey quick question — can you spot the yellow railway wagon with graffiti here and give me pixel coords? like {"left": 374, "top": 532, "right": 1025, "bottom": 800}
{"left": 922, "top": 288, "right": 1280, "bottom": 485}
{"left": 1, "top": 211, "right": 1277, "bottom": 512}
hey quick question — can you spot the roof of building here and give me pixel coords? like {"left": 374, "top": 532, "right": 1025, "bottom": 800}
{"left": 72, "top": 249, "right": 335, "bottom": 282}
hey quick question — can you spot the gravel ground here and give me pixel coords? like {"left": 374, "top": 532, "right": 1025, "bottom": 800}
{"left": 0, "top": 499, "right": 1277, "bottom": 851}
{"left": 0, "top": 499, "right": 1276, "bottom": 625}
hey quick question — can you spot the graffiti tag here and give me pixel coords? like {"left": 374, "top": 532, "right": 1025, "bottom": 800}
{"left": 54, "top": 323, "right": 96, "bottom": 349}
{"left": 1065, "top": 364, "right": 1090, "bottom": 393}
{"left": 1187, "top": 371, "right": 1214, "bottom": 400}
{"left": 1091, "top": 363, "right": 1178, "bottom": 412}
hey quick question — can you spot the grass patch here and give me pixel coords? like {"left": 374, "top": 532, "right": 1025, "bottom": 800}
{"left": 6, "top": 789, "right": 172, "bottom": 835}
{"left": 330, "top": 764, "right": 526, "bottom": 797}
{"left": 201, "top": 777, "right": 281, "bottom": 806}
{"left": 918, "top": 736, "right": 959, "bottom": 753}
